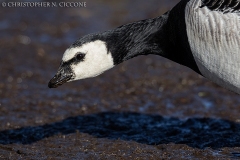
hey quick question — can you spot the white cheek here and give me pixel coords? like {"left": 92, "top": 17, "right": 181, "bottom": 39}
{"left": 72, "top": 40, "right": 115, "bottom": 80}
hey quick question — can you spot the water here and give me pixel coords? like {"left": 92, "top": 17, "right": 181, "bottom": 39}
{"left": 0, "top": 0, "right": 240, "bottom": 159}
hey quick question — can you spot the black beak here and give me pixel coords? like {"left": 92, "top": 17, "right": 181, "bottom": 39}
{"left": 48, "top": 65, "right": 74, "bottom": 88}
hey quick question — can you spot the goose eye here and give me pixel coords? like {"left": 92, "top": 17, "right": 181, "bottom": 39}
{"left": 76, "top": 53, "right": 85, "bottom": 61}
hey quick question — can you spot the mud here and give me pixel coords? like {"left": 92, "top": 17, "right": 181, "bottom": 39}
{"left": 1, "top": 0, "right": 240, "bottom": 159}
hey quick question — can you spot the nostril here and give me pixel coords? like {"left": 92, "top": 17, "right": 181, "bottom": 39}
{"left": 51, "top": 75, "right": 59, "bottom": 82}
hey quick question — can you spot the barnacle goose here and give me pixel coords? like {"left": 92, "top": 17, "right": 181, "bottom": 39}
{"left": 49, "top": 0, "right": 240, "bottom": 94}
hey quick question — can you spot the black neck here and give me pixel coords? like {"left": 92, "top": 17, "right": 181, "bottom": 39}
{"left": 100, "top": 1, "right": 201, "bottom": 74}
{"left": 102, "top": 12, "right": 171, "bottom": 65}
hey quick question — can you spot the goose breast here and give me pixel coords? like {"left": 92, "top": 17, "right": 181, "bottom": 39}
{"left": 185, "top": 0, "right": 240, "bottom": 93}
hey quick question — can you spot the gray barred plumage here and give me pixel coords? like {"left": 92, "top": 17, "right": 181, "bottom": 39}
{"left": 201, "top": 0, "right": 240, "bottom": 13}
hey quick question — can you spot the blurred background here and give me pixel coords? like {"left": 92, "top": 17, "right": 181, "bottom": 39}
{"left": 0, "top": 0, "right": 240, "bottom": 159}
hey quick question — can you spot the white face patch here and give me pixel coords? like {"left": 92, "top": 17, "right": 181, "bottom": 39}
{"left": 62, "top": 40, "right": 114, "bottom": 81}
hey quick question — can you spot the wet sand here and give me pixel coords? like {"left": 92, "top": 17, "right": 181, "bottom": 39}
{"left": 1, "top": 0, "right": 240, "bottom": 159}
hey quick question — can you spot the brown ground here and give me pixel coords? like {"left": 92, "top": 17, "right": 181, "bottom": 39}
{"left": 1, "top": 0, "right": 240, "bottom": 159}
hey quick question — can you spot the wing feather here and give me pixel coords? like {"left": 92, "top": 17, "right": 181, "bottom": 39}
{"left": 201, "top": 0, "right": 240, "bottom": 13}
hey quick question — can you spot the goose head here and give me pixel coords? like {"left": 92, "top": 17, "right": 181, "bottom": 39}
{"left": 48, "top": 35, "right": 114, "bottom": 88}
{"left": 48, "top": 15, "right": 168, "bottom": 88}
